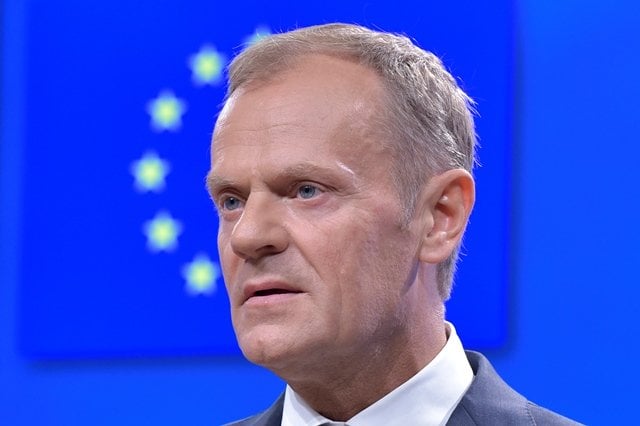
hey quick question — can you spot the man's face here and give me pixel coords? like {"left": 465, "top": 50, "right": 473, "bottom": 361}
{"left": 208, "top": 55, "right": 427, "bottom": 378}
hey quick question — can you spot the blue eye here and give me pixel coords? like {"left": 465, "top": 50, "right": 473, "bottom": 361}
{"left": 297, "top": 184, "right": 318, "bottom": 199}
{"left": 222, "top": 196, "right": 242, "bottom": 211}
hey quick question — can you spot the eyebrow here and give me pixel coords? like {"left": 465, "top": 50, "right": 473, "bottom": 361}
{"left": 206, "top": 162, "right": 356, "bottom": 195}
{"left": 205, "top": 172, "right": 233, "bottom": 196}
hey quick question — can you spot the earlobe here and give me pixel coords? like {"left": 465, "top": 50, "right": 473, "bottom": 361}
{"left": 418, "top": 169, "right": 475, "bottom": 264}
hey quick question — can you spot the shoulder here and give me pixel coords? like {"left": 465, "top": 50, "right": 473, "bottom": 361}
{"left": 223, "top": 393, "right": 284, "bottom": 426}
{"left": 527, "top": 401, "right": 582, "bottom": 425}
{"left": 447, "top": 351, "right": 582, "bottom": 426}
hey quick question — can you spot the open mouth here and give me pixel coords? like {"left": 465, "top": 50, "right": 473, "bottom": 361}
{"left": 242, "top": 280, "right": 304, "bottom": 305}
{"left": 253, "top": 288, "right": 301, "bottom": 297}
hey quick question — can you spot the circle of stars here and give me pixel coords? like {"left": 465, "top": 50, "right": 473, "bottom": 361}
{"left": 135, "top": 26, "right": 271, "bottom": 296}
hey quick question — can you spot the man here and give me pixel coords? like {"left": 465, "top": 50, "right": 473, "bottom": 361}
{"left": 207, "top": 23, "right": 579, "bottom": 426}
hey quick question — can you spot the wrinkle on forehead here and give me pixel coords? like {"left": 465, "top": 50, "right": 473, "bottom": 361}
{"left": 210, "top": 54, "right": 393, "bottom": 176}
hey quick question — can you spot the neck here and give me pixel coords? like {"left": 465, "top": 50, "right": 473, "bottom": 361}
{"left": 286, "top": 309, "right": 446, "bottom": 421}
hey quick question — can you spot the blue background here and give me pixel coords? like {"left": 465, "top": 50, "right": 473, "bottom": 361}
{"left": 12, "top": 0, "right": 511, "bottom": 359}
{"left": 2, "top": 0, "right": 640, "bottom": 425}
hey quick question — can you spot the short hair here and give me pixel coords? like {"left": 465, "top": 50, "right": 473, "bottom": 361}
{"left": 224, "top": 23, "right": 477, "bottom": 300}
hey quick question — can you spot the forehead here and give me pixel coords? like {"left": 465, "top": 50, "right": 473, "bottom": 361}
{"left": 211, "top": 55, "right": 390, "bottom": 167}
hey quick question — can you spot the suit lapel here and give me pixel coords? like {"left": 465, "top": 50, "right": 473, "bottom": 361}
{"left": 247, "top": 393, "right": 284, "bottom": 426}
{"left": 445, "top": 351, "right": 531, "bottom": 426}
{"left": 447, "top": 403, "right": 477, "bottom": 426}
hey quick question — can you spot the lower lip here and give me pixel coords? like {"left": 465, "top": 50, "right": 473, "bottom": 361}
{"left": 243, "top": 292, "right": 303, "bottom": 307}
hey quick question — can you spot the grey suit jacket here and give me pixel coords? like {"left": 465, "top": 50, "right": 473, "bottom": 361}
{"left": 225, "top": 351, "right": 581, "bottom": 425}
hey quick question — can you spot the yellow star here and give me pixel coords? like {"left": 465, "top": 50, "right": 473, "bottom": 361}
{"left": 244, "top": 25, "right": 271, "bottom": 47}
{"left": 146, "top": 91, "right": 186, "bottom": 131}
{"left": 189, "top": 45, "right": 226, "bottom": 85}
{"left": 143, "top": 211, "right": 182, "bottom": 252}
{"left": 182, "top": 254, "right": 220, "bottom": 295}
{"left": 130, "top": 151, "right": 170, "bottom": 192}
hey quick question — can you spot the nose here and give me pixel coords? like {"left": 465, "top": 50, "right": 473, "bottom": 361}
{"left": 229, "top": 194, "right": 289, "bottom": 261}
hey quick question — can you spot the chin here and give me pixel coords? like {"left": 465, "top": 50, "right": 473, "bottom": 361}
{"left": 237, "top": 328, "right": 294, "bottom": 368}
{"left": 240, "top": 335, "right": 327, "bottom": 380}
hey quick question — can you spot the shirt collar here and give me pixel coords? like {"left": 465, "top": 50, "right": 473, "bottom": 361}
{"left": 281, "top": 322, "right": 473, "bottom": 426}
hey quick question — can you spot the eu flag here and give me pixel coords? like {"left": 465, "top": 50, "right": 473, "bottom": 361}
{"left": 18, "top": 0, "right": 513, "bottom": 359}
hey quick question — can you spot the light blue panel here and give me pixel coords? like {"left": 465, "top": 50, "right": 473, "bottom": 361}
{"left": 487, "top": 1, "right": 640, "bottom": 424}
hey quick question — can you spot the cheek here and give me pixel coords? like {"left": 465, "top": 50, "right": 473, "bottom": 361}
{"left": 217, "top": 219, "right": 239, "bottom": 259}
{"left": 314, "top": 215, "right": 399, "bottom": 322}
{"left": 336, "top": 212, "right": 415, "bottom": 310}
{"left": 217, "top": 230, "right": 240, "bottom": 295}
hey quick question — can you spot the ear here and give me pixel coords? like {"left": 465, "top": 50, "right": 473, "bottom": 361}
{"left": 418, "top": 169, "right": 475, "bottom": 264}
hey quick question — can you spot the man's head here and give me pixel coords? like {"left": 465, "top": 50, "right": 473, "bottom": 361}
{"left": 207, "top": 24, "right": 475, "bottom": 384}
{"left": 225, "top": 23, "right": 477, "bottom": 298}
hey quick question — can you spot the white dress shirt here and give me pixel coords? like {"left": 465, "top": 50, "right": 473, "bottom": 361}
{"left": 281, "top": 322, "right": 473, "bottom": 426}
